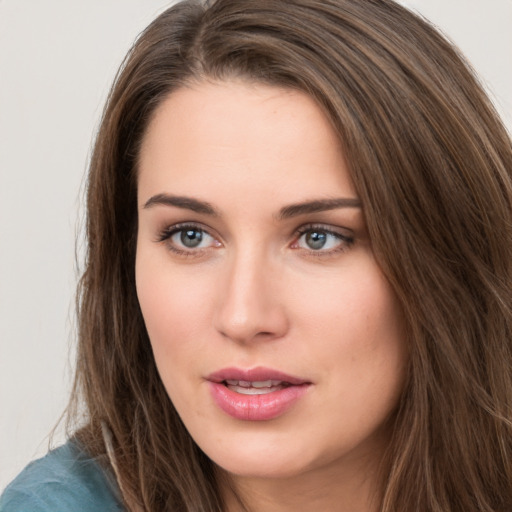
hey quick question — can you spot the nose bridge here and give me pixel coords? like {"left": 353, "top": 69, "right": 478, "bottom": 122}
{"left": 214, "top": 244, "right": 287, "bottom": 343}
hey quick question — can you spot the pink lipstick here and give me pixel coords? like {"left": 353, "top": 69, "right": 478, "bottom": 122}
{"left": 207, "top": 367, "right": 311, "bottom": 421}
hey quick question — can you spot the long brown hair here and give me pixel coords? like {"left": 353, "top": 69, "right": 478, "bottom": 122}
{"left": 68, "top": 0, "right": 512, "bottom": 510}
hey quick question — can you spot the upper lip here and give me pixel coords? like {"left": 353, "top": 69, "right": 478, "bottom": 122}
{"left": 206, "top": 366, "right": 310, "bottom": 386}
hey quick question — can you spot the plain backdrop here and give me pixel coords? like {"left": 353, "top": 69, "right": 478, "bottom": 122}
{"left": 1, "top": 0, "right": 511, "bottom": 492}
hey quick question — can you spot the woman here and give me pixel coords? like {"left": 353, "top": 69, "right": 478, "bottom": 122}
{"left": 2, "top": 0, "right": 512, "bottom": 510}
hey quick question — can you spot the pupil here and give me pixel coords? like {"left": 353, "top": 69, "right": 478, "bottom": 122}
{"left": 181, "top": 229, "right": 203, "bottom": 248}
{"left": 306, "top": 231, "right": 326, "bottom": 250}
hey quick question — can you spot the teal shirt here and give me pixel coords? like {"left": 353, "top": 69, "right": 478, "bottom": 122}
{"left": 0, "top": 441, "right": 125, "bottom": 511}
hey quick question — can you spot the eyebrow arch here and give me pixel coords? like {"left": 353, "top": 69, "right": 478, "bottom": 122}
{"left": 278, "top": 198, "right": 361, "bottom": 219}
{"left": 143, "top": 193, "right": 219, "bottom": 216}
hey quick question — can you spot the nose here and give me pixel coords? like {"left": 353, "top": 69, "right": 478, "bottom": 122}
{"left": 213, "top": 250, "right": 289, "bottom": 344}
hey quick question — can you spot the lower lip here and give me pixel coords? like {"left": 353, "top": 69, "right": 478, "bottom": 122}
{"left": 208, "top": 382, "right": 310, "bottom": 421}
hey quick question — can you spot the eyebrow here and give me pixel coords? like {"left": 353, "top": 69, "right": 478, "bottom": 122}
{"left": 142, "top": 193, "right": 361, "bottom": 218}
{"left": 278, "top": 198, "right": 361, "bottom": 219}
{"left": 143, "top": 194, "right": 219, "bottom": 216}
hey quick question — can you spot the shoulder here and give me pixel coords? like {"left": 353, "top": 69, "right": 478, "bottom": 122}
{"left": 0, "top": 441, "right": 125, "bottom": 512}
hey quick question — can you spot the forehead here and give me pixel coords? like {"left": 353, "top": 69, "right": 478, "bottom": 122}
{"left": 137, "top": 80, "right": 356, "bottom": 207}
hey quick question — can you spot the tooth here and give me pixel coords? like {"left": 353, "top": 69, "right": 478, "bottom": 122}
{"left": 225, "top": 380, "right": 252, "bottom": 387}
{"left": 252, "top": 380, "right": 274, "bottom": 388}
{"left": 232, "top": 386, "right": 281, "bottom": 395}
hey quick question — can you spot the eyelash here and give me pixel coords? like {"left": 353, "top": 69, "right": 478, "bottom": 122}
{"left": 156, "top": 222, "right": 354, "bottom": 257}
{"left": 156, "top": 222, "right": 219, "bottom": 257}
{"left": 293, "top": 224, "right": 354, "bottom": 257}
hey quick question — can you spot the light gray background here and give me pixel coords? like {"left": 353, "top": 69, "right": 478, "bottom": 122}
{"left": 1, "top": 0, "right": 511, "bottom": 491}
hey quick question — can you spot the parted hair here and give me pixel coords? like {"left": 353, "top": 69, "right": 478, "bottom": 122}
{"left": 68, "top": 0, "right": 512, "bottom": 510}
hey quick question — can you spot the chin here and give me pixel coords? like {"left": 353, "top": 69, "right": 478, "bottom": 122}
{"left": 199, "top": 434, "right": 328, "bottom": 480}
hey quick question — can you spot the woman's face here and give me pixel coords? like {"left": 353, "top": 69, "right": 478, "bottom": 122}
{"left": 136, "top": 81, "right": 407, "bottom": 485}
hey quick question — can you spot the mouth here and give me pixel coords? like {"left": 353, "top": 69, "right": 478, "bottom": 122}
{"left": 206, "top": 367, "right": 311, "bottom": 421}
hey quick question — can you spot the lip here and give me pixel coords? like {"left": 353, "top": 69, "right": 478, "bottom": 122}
{"left": 206, "top": 366, "right": 311, "bottom": 421}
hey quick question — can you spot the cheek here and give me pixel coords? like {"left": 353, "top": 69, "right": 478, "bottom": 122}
{"left": 135, "top": 249, "right": 214, "bottom": 366}
{"left": 288, "top": 259, "right": 406, "bottom": 404}
{"left": 290, "top": 261, "right": 403, "bottom": 347}
{"left": 294, "top": 269, "right": 406, "bottom": 447}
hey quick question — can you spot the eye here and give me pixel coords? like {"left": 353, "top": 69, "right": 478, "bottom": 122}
{"left": 157, "top": 223, "right": 221, "bottom": 254}
{"left": 173, "top": 227, "right": 210, "bottom": 249}
{"left": 292, "top": 225, "right": 354, "bottom": 253}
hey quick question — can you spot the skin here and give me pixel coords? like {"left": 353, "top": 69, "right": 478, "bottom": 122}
{"left": 136, "top": 80, "right": 407, "bottom": 512}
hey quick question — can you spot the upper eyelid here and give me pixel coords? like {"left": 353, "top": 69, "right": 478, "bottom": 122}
{"left": 158, "top": 221, "right": 217, "bottom": 239}
{"left": 294, "top": 222, "right": 353, "bottom": 237}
